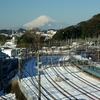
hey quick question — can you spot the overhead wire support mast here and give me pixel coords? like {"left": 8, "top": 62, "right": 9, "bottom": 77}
{"left": 37, "top": 50, "right": 42, "bottom": 100}
{"left": 18, "top": 49, "right": 22, "bottom": 81}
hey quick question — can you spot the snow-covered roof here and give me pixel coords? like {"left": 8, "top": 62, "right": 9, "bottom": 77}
{"left": 0, "top": 50, "right": 8, "bottom": 58}
{"left": 3, "top": 42, "right": 16, "bottom": 48}
{"left": 58, "top": 56, "right": 69, "bottom": 61}
{"left": 72, "top": 55, "right": 88, "bottom": 61}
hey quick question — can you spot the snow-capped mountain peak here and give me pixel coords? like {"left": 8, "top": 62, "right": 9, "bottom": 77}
{"left": 23, "top": 15, "right": 68, "bottom": 29}
{"left": 23, "top": 15, "right": 57, "bottom": 28}
{"left": 37, "top": 15, "right": 57, "bottom": 23}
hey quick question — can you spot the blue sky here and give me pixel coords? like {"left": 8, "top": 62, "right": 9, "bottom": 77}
{"left": 0, "top": 0, "right": 100, "bottom": 29}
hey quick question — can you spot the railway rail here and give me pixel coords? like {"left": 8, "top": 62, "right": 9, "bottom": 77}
{"left": 50, "top": 56, "right": 100, "bottom": 99}
{"left": 65, "top": 63, "right": 100, "bottom": 91}
{"left": 44, "top": 68, "right": 77, "bottom": 99}
{"left": 53, "top": 66, "right": 100, "bottom": 99}
{"left": 20, "top": 54, "right": 100, "bottom": 99}
{"left": 24, "top": 58, "right": 57, "bottom": 100}
{"left": 42, "top": 56, "right": 77, "bottom": 99}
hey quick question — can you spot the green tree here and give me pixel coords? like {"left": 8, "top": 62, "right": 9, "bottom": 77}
{"left": 0, "top": 35, "right": 6, "bottom": 45}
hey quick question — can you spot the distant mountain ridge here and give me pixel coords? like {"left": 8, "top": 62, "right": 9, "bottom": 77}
{"left": 23, "top": 15, "right": 68, "bottom": 30}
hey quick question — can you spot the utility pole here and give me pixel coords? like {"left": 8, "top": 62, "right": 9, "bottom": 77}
{"left": 36, "top": 34, "right": 42, "bottom": 100}
{"left": 37, "top": 50, "right": 41, "bottom": 100}
{"left": 0, "top": 57, "right": 2, "bottom": 90}
{"left": 97, "top": 38, "right": 99, "bottom": 63}
{"left": 18, "top": 49, "right": 22, "bottom": 81}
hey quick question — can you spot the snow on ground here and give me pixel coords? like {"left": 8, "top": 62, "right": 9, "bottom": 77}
{"left": 20, "top": 56, "right": 100, "bottom": 100}
{"left": 0, "top": 93, "right": 16, "bottom": 100}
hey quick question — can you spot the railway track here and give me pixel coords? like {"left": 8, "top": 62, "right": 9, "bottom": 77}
{"left": 38, "top": 55, "right": 76, "bottom": 99}
{"left": 20, "top": 73, "right": 39, "bottom": 99}
{"left": 21, "top": 58, "right": 54, "bottom": 100}
{"left": 41, "top": 55, "right": 80, "bottom": 99}
{"left": 20, "top": 54, "right": 100, "bottom": 99}
{"left": 26, "top": 58, "right": 58, "bottom": 100}
{"left": 31, "top": 58, "right": 58, "bottom": 100}
{"left": 60, "top": 56, "right": 100, "bottom": 92}
{"left": 21, "top": 68, "right": 47, "bottom": 99}
{"left": 41, "top": 56, "right": 77, "bottom": 100}
{"left": 44, "top": 68, "right": 77, "bottom": 99}
{"left": 50, "top": 56, "right": 100, "bottom": 99}
{"left": 64, "top": 64, "right": 100, "bottom": 91}
{"left": 43, "top": 56, "right": 82, "bottom": 99}
{"left": 42, "top": 55, "right": 100, "bottom": 99}
{"left": 54, "top": 66, "right": 100, "bottom": 99}
{"left": 69, "top": 61, "right": 100, "bottom": 89}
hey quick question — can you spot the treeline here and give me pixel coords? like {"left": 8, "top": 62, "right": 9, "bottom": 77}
{"left": 53, "top": 13, "right": 100, "bottom": 40}
{"left": 17, "top": 13, "right": 100, "bottom": 47}
{"left": 17, "top": 29, "right": 45, "bottom": 49}
{"left": 1, "top": 13, "right": 100, "bottom": 46}
{"left": 0, "top": 35, "right": 6, "bottom": 45}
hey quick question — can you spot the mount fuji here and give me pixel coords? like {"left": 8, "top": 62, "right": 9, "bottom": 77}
{"left": 23, "top": 15, "right": 68, "bottom": 30}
